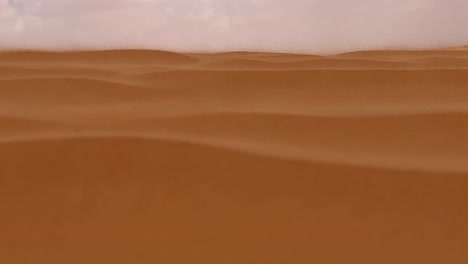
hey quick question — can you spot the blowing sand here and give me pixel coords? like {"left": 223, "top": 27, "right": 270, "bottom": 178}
{"left": 1, "top": 49, "right": 468, "bottom": 263}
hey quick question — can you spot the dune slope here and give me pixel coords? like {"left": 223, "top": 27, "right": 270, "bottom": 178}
{"left": 1, "top": 49, "right": 468, "bottom": 264}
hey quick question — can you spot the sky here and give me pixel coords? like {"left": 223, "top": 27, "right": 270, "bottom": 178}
{"left": 1, "top": 0, "right": 468, "bottom": 54}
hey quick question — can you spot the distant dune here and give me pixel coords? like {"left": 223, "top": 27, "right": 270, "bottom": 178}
{"left": 1, "top": 49, "right": 468, "bottom": 264}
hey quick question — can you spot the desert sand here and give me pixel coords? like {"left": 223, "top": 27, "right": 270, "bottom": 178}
{"left": 1, "top": 49, "right": 468, "bottom": 263}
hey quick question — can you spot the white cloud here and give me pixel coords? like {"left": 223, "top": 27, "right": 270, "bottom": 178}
{"left": 1, "top": 0, "right": 468, "bottom": 53}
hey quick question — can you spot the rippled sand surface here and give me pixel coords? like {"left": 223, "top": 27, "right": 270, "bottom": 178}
{"left": 1, "top": 49, "right": 468, "bottom": 263}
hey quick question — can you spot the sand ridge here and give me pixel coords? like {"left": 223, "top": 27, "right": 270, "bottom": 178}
{"left": 1, "top": 49, "right": 468, "bottom": 263}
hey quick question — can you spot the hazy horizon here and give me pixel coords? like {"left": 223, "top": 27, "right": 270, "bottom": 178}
{"left": 1, "top": 0, "right": 468, "bottom": 54}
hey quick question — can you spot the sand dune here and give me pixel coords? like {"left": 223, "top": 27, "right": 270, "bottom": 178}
{"left": 1, "top": 49, "right": 468, "bottom": 263}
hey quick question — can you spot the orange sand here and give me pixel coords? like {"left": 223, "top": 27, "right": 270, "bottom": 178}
{"left": 1, "top": 49, "right": 468, "bottom": 263}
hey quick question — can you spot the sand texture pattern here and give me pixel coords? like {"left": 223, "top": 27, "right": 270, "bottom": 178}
{"left": 1, "top": 49, "right": 468, "bottom": 263}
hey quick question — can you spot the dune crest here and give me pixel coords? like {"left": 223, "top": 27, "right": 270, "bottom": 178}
{"left": 1, "top": 49, "right": 468, "bottom": 264}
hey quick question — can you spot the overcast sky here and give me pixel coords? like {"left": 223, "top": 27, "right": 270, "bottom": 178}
{"left": 1, "top": 0, "right": 468, "bottom": 53}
